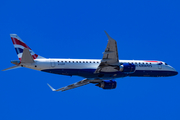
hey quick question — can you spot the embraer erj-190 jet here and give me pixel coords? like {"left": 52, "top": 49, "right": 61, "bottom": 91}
{"left": 3, "top": 31, "right": 178, "bottom": 92}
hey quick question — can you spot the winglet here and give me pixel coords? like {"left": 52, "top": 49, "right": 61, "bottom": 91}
{"left": 47, "top": 83, "right": 56, "bottom": 91}
{"left": 104, "top": 31, "right": 113, "bottom": 40}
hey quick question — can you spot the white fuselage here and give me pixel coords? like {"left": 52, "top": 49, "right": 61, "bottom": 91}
{"left": 21, "top": 59, "right": 177, "bottom": 79}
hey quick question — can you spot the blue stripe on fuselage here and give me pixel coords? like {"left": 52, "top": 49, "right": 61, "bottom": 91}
{"left": 41, "top": 69, "right": 178, "bottom": 79}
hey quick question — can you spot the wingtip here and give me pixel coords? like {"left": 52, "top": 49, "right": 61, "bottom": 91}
{"left": 104, "top": 31, "right": 113, "bottom": 40}
{"left": 47, "top": 83, "right": 56, "bottom": 91}
{"left": 104, "top": 30, "right": 108, "bottom": 36}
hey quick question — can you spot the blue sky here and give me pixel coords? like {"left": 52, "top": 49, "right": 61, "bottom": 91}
{"left": 1, "top": 0, "right": 180, "bottom": 120}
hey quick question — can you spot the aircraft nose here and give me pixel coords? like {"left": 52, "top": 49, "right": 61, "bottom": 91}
{"left": 168, "top": 65, "right": 178, "bottom": 76}
{"left": 174, "top": 71, "right": 178, "bottom": 76}
{"left": 170, "top": 70, "right": 178, "bottom": 76}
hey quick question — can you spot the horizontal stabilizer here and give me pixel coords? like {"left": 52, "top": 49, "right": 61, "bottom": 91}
{"left": 2, "top": 65, "right": 21, "bottom": 71}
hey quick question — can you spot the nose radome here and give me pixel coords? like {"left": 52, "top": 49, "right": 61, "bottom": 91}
{"left": 168, "top": 65, "right": 178, "bottom": 76}
{"left": 171, "top": 68, "right": 178, "bottom": 76}
{"left": 171, "top": 71, "right": 178, "bottom": 76}
{"left": 174, "top": 71, "right": 178, "bottom": 76}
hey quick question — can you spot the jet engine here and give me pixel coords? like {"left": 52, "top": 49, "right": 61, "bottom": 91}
{"left": 119, "top": 63, "right": 136, "bottom": 73}
{"left": 96, "top": 80, "right": 117, "bottom": 89}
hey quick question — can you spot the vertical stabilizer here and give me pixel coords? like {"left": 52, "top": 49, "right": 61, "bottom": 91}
{"left": 10, "top": 34, "right": 45, "bottom": 60}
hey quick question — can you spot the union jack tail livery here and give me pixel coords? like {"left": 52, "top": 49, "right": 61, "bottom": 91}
{"left": 10, "top": 34, "right": 44, "bottom": 60}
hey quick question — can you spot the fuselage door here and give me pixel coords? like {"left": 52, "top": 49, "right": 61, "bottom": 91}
{"left": 51, "top": 60, "right": 55, "bottom": 67}
{"left": 158, "top": 62, "right": 162, "bottom": 69}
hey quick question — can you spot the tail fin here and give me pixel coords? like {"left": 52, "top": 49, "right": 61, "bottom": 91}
{"left": 10, "top": 34, "right": 45, "bottom": 60}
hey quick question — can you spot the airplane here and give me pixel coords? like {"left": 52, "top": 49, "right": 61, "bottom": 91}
{"left": 2, "top": 31, "right": 178, "bottom": 92}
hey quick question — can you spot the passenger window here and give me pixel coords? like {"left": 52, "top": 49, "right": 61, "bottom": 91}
{"left": 61, "top": 61, "right": 63, "bottom": 63}
{"left": 79, "top": 61, "right": 81, "bottom": 63}
{"left": 72, "top": 61, "right": 74, "bottom": 63}
{"left": 86, "top": 61, "right": 88, "bottom": 63}
{"left": 93, "top": 61, "right": 95, "bottom": 63}
{"left": 146, "top": 63, "right": 148, "bottom": 64}
{"left": 69, "top": 61, "right": 71, "bottom": 63}
{"left": 83, "top": 61, "right": 85, "bottom": 63}
{"left": 76, "top": 61, "right": 78, "bottom": 63}
{"left": 90, "top": 61, "right": 91, "bottom": 63}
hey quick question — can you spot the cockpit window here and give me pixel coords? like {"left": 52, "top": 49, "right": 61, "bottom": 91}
{"left": 165, "top": 63, "right": 168, "bottom": 65}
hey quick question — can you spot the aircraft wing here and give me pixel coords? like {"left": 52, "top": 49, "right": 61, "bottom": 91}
{"left": 47, "top": 79, "right": 91, "bottom": 92}
{"left": 94, "top": 31, "right": 120, "bottom": 73}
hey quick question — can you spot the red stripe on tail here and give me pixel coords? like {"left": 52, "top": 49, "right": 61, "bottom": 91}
{"left": 11, "top": 37, "right": 31, "bottom": 50}
{"left": 32, "top": 54, "right": 38, "bottom": 59}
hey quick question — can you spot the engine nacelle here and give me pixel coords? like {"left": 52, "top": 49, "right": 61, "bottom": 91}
{"left": 96, "top": 80, "right": 117, "bottom": 89}
{"left": 119, "top": 63, "right": 136, "bottom": 73}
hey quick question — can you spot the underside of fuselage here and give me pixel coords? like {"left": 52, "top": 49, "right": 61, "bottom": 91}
{"left": 41, "top": 68, "right": 178, "bottom": 79}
